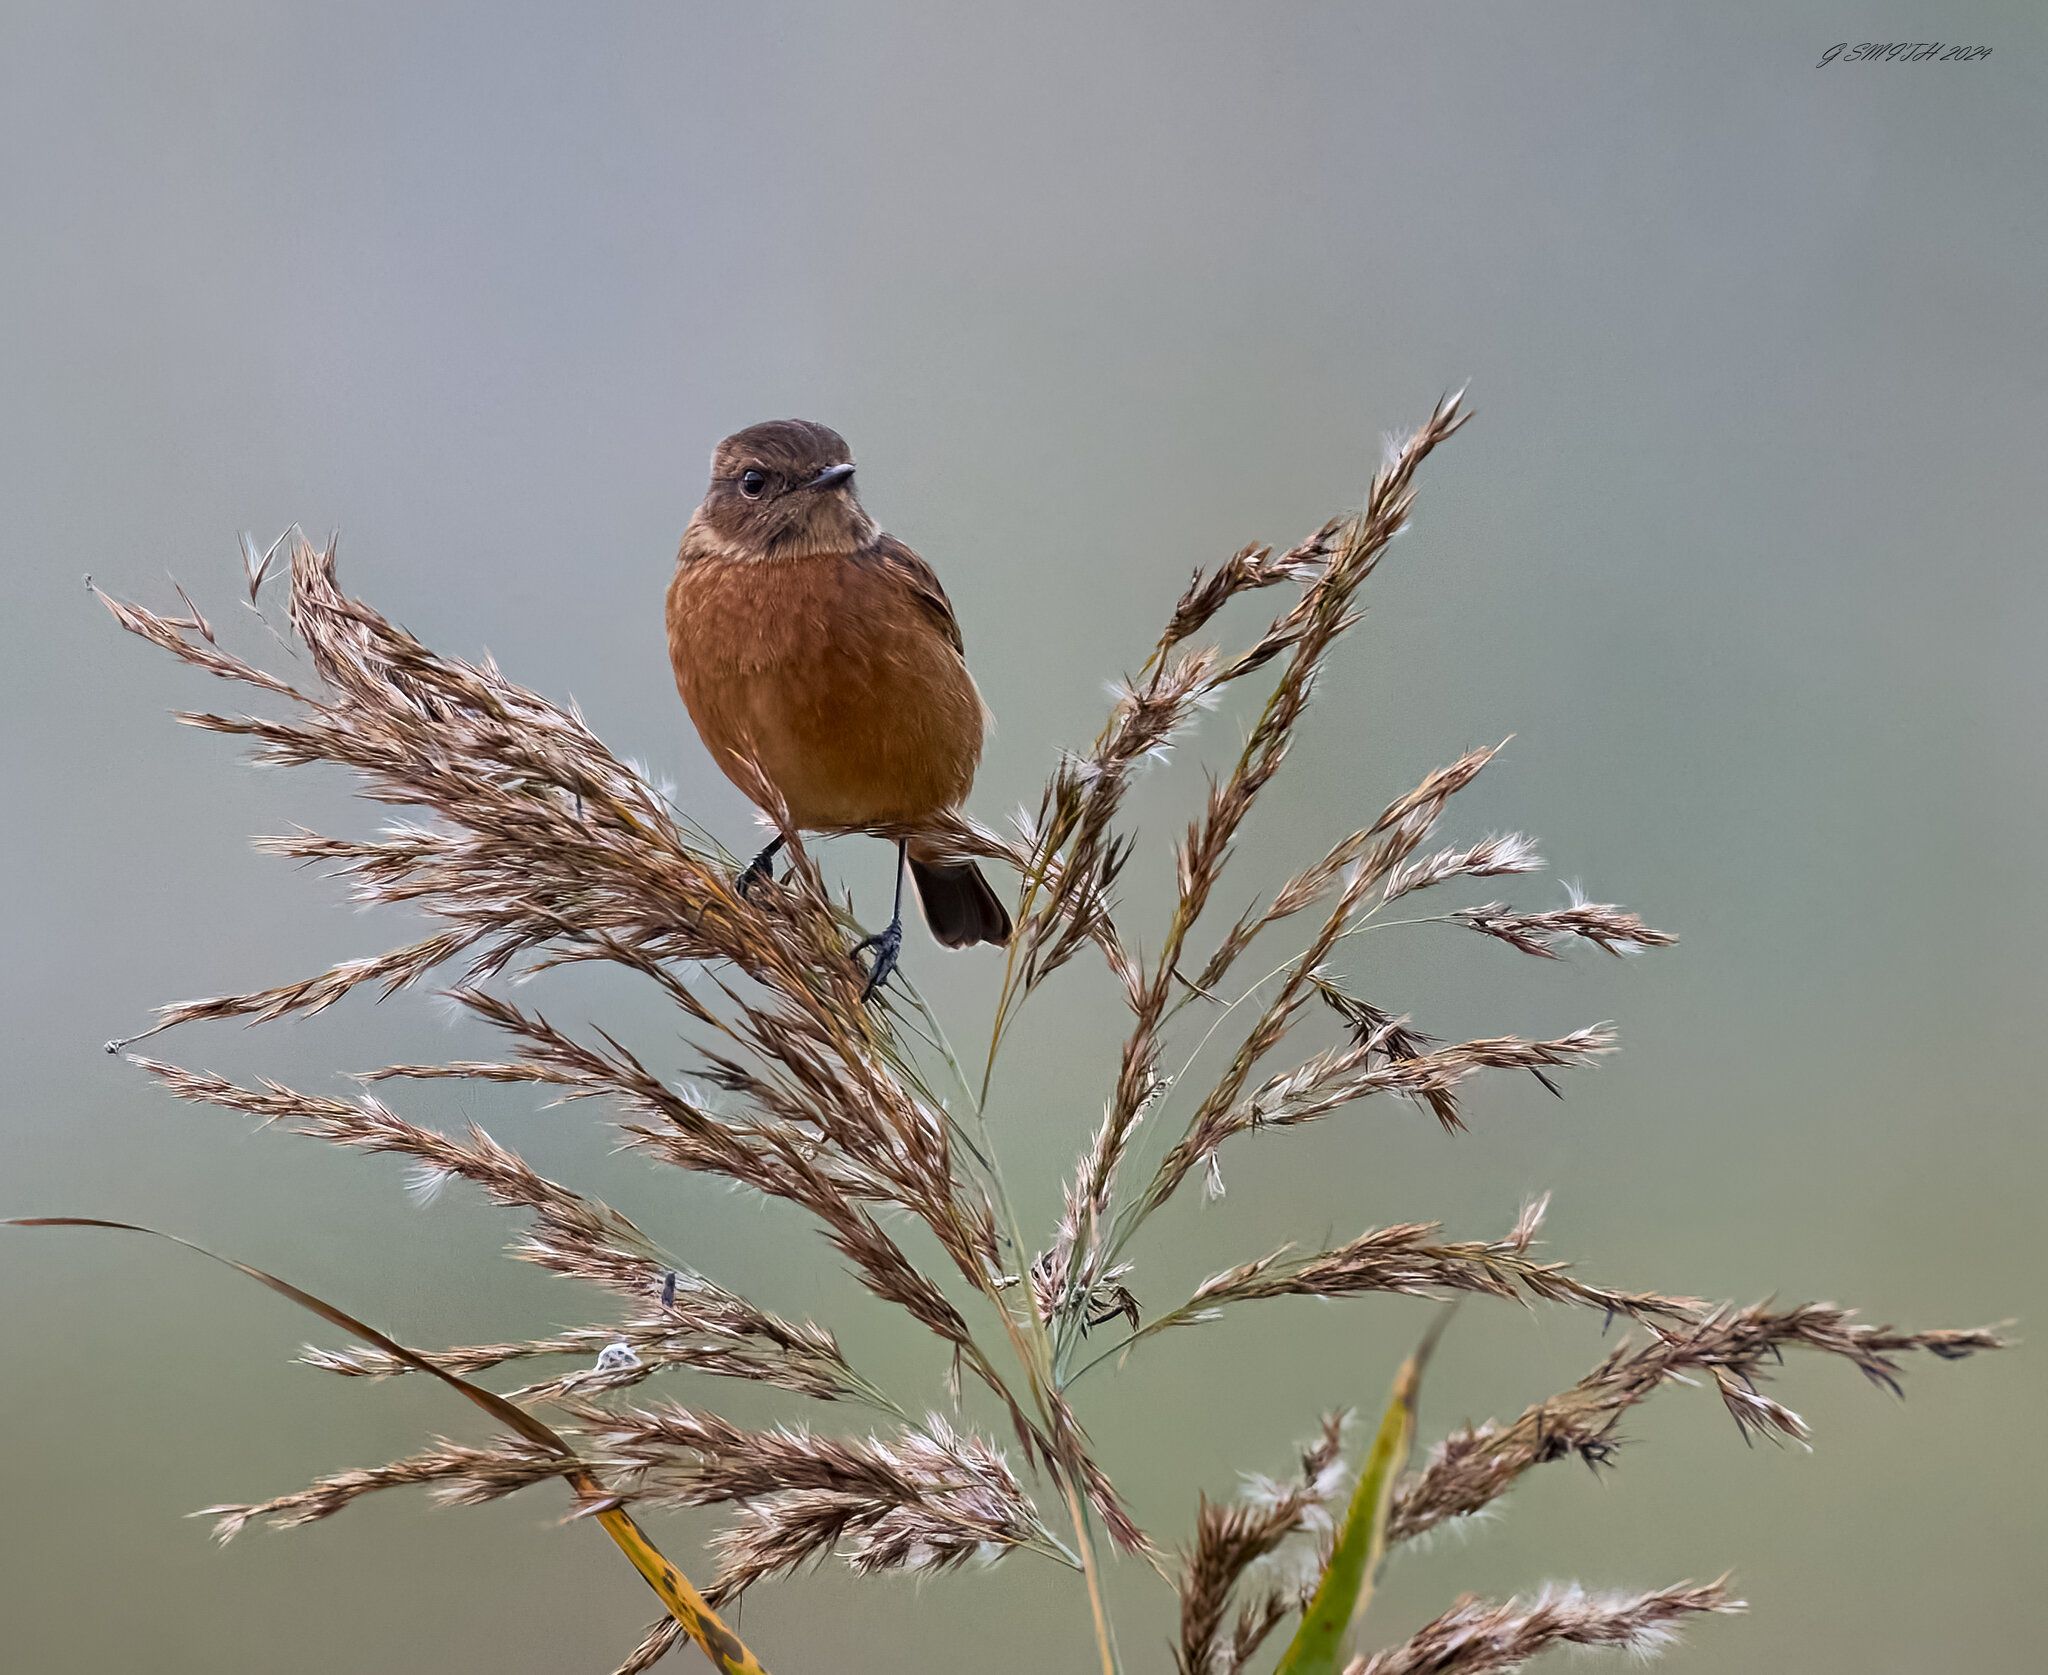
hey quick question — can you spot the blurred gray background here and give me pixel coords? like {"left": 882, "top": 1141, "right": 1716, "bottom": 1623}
{"left": 3, "top": 5, "right": 2042, "bottom": 1671}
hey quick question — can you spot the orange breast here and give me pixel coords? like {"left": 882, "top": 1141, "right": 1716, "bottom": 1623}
{"left": 666, "top": 550, "right": 985, "bottom": 828}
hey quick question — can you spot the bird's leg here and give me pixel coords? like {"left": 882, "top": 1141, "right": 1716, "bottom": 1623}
{"left": 853, "top": 839, "right": 908, "bottom": 1001}
{"left": 737, "top": 835, "right": 785, "bottom": 898}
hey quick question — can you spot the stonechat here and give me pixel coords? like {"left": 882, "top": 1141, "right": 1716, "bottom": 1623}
{"left": 666, "top": 419, "right": 1012, "bottom": 995}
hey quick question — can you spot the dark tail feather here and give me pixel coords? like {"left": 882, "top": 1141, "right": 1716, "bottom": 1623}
{"left": 909, "top": 858, "right": 1013, "bottom": 949}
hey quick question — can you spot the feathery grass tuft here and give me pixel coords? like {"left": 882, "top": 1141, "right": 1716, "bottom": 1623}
{"left": 41, "top": 397, "right": 2004, "bottom": 1673}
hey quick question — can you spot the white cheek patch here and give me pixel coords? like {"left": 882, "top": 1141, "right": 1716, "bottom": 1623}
{"left": 687, "top": 503, "right": 879, "bottom": 563}
{"left": 688, "top": 520, "right": 768, "bottom": 563}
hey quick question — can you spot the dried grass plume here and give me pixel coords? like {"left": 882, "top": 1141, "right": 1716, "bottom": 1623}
{"left": 75, "top": 398, "right": 2003, "bottom": 1674}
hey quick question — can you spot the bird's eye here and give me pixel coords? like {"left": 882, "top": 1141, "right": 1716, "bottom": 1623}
{"left": 738, "top": 469, "right": 767, "bottom": 499}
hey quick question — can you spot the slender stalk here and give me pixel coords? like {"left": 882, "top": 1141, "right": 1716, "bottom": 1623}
{"left": 892, "top": 979, "right": 1123, "bottom": 1675}
{"left": 1063, "top": 1472, "right": 1122, "bottom": 1675}
{"left": 972, "top": 1105, "right": 1123, "bottom": 1675}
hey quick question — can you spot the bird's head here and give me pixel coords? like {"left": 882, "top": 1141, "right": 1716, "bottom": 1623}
{"left": 692, "top": 419, "right": 876, "bottom": 558}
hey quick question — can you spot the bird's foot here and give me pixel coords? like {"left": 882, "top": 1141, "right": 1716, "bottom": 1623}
{"left": 737, "top": 838, "right": 784, "bottom": 900}
{"left": 853, "top": 918, "right": 904, "bottom": 1002}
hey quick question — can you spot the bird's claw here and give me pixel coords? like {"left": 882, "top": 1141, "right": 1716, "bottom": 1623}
{"left": 737, "top": 845, "right": 780, "bottom": 900}
{"left": 853, "top": 922, "right": 903, "bottom": 1002}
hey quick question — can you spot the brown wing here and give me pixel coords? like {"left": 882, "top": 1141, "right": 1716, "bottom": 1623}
{"left": 858, "top": 534, "right": 965, "bottom": 656}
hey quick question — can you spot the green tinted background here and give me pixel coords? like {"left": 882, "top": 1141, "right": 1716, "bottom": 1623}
{"left": 3, "top": 5, "right": 2041, "bottom": 1671}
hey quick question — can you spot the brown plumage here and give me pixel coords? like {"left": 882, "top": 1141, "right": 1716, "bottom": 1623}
{"left": 666, "top": 420, "right": 1012, "bottom": 970}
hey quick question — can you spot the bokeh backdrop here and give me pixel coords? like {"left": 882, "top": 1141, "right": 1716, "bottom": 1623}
{"left": 4, "top": 5, "right": 2042, "bottom": 1672}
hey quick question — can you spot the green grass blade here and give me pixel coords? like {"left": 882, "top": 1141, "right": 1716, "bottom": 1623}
{"left": 1274, "top": 1309, "right": 1453, "bottom": 1675}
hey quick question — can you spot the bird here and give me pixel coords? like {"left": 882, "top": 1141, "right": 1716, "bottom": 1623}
{"left": 666, "top": 419, "right": 1012, "bottom": 997}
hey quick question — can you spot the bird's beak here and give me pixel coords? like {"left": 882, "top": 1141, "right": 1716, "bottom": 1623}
{"left": 804, "top": 463, "right": 856, "bottom": 492}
